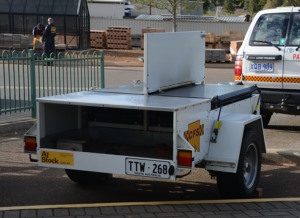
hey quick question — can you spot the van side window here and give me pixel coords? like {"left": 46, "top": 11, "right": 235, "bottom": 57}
{"left": 287, "top": 13, "right": 300, "bottom": 46}
{"left": 249, "top": 13, "right": 290, "bottom": 46}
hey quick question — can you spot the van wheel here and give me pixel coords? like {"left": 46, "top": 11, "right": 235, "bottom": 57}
{"left": 261, "top": 109, "right": 273, "bottom": 128}
{"left": 217, "top": 130, "right": 261, "bottom": 198}
{"left": 65, "top": 169, "right": 112, "bottom": 185}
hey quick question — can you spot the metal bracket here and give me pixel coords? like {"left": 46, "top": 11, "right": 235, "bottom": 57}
{"left": 29, "top": 154, "right": 38, "bottom": 162}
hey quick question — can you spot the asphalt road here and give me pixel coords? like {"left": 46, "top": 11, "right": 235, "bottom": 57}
{"left": 0, "top": 66, "right": 299, "bottom": 207}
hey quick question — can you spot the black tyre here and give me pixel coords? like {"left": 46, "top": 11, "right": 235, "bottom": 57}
{"left": 261, "top": 109, "right": 273, "bottom": 128}
{"left": 217, "top": 130, "right": 262, "bottom": 198}
{"left": 65, "top": 169, "right": 112, "bottom": 185}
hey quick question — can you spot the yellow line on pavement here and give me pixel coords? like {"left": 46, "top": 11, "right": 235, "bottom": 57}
{"left": 1, "top": 198, "right": 300, "bottom": 211}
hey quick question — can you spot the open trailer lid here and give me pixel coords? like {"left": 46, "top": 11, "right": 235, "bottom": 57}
{"left": 144, "top": 31, "right": 206, "bottom": 94}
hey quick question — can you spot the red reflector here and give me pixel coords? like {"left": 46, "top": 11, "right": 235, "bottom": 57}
{"left": 234, "top": 55, "right": 243, "bottom": 78}
{"left": 178, "top": 150, "right": 192, "bottom": 167}
{"left": 24, "top": 137, "right": 37, "bottom": 152}
{"left": 234, "top": 61, "right": 242, "bottom": 77}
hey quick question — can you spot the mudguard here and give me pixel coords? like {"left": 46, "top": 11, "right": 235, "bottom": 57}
{"left": 205, "top": 113, "right": 265, "bottom": 173}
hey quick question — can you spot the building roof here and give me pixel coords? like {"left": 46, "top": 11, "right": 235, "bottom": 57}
{"left": 88, "top": 0, "right": 125, "bottom": 3}
{"left": 0, "top": 0, "right": 82, "bottom": 15}
{"left": 135, "top": 14, "right": 246, "bottom": 23}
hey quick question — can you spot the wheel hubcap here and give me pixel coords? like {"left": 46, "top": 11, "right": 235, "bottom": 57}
{"left": 243, "top": 143, "right": 258, "bottom": 189}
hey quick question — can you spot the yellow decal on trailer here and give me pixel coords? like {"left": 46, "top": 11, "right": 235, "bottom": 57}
{"left": 184, "top": 120, "right": 204, "bottom": 152}
{"left": 41, "top": 150, "right": 74, "bottom": 166}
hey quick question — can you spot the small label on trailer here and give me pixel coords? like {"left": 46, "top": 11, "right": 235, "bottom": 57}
{"left": 40, "top": 150, "right": 74, "bottom": 166}
{"left": 125, "top": 158, "right": 170, "bottom": 179}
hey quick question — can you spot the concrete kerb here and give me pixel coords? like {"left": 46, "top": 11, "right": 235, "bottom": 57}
{"left": 0, "top": 119, "right": 36, "bottom": 134}
{"left": 1, "top": 198, "right": 300, "bottom": 212}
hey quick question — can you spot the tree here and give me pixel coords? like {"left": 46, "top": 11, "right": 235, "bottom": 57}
{"left": 283, "top": 0, "right": 300, "bottom": 5}
{"left": 131, "top": 0, "right": 203, "bottom": 32}
{"left": 224, "top": 0, "right": 235, "bottom": 13}
{"left": 264, "top": 0, "right": 284, "bottom": 8}
{"left": 245, "top": 0, "right": 262, "bottom": 15}
{"left": 233, "top": 0, "right": 244, "bottom": 8}
{"left": 203, "top": 0, "right": 211, "bottom": 12}
{"left": 210, "top": 0, "right": 224, "bottom": 7}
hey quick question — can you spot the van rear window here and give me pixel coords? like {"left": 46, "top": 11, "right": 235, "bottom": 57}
{"left": 249, "top": 13, "right": 290, "bottom": 46}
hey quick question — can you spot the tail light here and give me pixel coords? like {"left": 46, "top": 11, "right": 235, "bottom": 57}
{"left": 178, "top": 150, "right": 193, "bottom": 167}
{"left": 24, "top": 136, "right": 37, "bottom": 153}
{"left": 234, "top": 55, "right": 243, "bottom": 81}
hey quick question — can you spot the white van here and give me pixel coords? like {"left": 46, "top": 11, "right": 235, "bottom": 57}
{"left": 235, "top": 7, "right": 300, "bottom": 126}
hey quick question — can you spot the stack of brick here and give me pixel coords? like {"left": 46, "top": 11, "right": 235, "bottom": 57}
{"left": 0, "top": 34, "right": 13, "bottom": 49}
{"left": 205, "top": 49, "right": 227, "bottom": 62}
{"left": 0, "top": 34, "right": 5, "bottom": 48}
{"left": 107, "top": 26, "right": 132, "bottom": 49}
{"left": 220, "top": 30, "right": 245, "bottom": 52}
{"left": 205, "top": 33, "right": 217, "bottom": 48}
{"left": 0, "top": 34, "right": 33, "bottom": 49}
{"left": 230, "top": 40, "right": 243, "bottom": 56}
{"left": 21, "top": 35, "right": 33, "bottom": 49}
{"left": 206, "top": 33, "right": 228, "bottom": 50}
{"left": 90, "top": 30, "right": 107, "bottom": 49}
{"left": 222, "top": 30, "right": 245, "bottom": 41}
{"left": 141, "top": 28, "right": 165, "bottom": 49}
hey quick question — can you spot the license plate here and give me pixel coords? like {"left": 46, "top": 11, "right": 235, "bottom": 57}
{"left": 125, "top": 158, "right": 170, "bottom": 179}
{"left": 249, "top": 62, "right": 274, "bottom": 72}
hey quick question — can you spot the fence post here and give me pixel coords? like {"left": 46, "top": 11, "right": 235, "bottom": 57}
{"left": 100, "top": 50, "right": 105, "bottom": 88}
{"left": 29, "top": 49, "right": 36, "bottom": 118}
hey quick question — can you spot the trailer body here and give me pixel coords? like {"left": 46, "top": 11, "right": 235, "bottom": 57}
{"left": 26, "top": 31, "right": 266, "bottom": 198}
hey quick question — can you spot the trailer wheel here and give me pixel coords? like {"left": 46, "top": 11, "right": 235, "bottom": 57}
{"left": 65, "top": 169, "right": 112, "bottom": 185}
{"left": 217, "top": 130, "right": 261, "bottom": 198}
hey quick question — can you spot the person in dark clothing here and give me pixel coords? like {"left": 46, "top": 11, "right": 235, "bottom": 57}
{"left": 32, "top": 23, "right": 45, "bottom": 51}
{"left": 42, "top": 17, "right": 56, "bottom": 58}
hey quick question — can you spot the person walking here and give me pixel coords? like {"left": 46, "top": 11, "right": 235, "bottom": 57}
{"left": 32, "top": 23, "right": 45, "bottom": 51}
{"left": 42, "top": 17, "right": 56, "bottom": 58}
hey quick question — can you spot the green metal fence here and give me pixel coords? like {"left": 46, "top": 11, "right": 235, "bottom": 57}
{"left": 0, "top": 49, "right": 104, "bottom": 118}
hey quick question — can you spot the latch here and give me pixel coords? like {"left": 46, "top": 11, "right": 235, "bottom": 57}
{"left": 211, "top": 106, "right": 222, "bottom": 143}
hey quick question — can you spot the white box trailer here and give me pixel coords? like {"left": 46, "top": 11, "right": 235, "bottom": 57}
{"left": 25, "top": 31, "right": 266, "bottom": 198}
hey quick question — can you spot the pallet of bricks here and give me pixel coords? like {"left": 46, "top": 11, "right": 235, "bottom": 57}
{"left": 90, "top": 30, "right": 107, "bottom": 49}
{"left": 205, "top": 33, "right": 226, "bottom": 62}
{"left": 205, "top": 33, "right": 220, "bottom": 49}
{"left": 0, "top": 34, "right": 33, "bottom": 50}
{"left": 141, "top": 28, "right": 165, "bottom": 50}
{"left": 220, "top": 30, "right": 245, "bottom": 53}
{"left": 107, "top": 26, "right": 132, "bottom": 49}
{"left": 222, "top": 30, "right": 245, "bottom": 61}
{"left": 205, "top": 49, "right": 227, "bottom": 62}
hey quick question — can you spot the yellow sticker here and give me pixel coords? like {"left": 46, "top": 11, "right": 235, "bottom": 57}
{"left": 40, "top": 150, "right": 74, "bottom": 166}
{"left": 184, "top": 120, "right": 204, "bottom": 152}
{"left": 51, "top": 26, "right": 56, "bottom": 34}
{"left": 216, "top": 121, "right": 222, "bottom": 130}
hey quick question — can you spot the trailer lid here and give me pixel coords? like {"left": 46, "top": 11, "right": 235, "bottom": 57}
{"left": 144, "top": 31, "right": 206, "bottom": 94}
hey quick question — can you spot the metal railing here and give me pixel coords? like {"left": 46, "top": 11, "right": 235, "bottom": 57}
{"left": 0, "top": 49, "right": 104, "bottom": 118}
